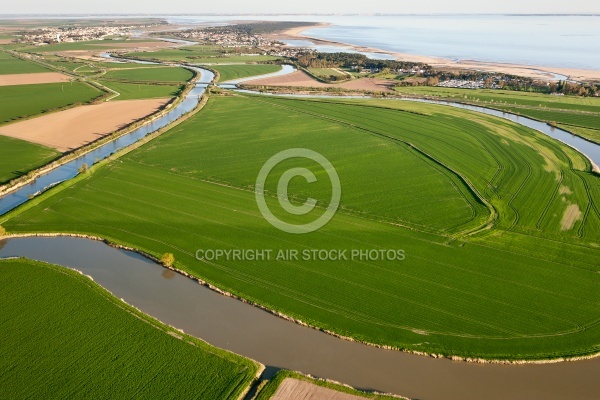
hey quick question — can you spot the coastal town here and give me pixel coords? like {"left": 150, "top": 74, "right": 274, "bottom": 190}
{"left": 14, "top": 23, "right": 165, "bottom": 45}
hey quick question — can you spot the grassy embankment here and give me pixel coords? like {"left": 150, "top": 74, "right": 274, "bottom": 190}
{"left": 0, "top": 258, "right": 259, "bottom": 399}
{"left": 395, "top": 86, "right": 600, "bottom": 144}
{"left": 2, "top": 95, "right": 599, "bottom": 360}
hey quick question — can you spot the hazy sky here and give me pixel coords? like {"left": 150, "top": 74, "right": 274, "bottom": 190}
{"left": 2, "top": 0, "right": 599, "bottom": 15}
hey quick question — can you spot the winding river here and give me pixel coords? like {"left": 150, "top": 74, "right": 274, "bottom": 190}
{"left": 1, "top": 236, "right": 599, "bottom": 400}
{"left": 1, "top": 59, "right": 600, "bottom": 400}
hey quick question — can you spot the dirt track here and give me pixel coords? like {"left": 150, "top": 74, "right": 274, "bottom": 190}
{"left": 271, "top": 378, "right": 366, "bottom": 400}
{"left": 245, "top": 70, "right": 393, "bottom": 92}
{"left": 0, "top": 72, "right": 71, "bottom": 86}
{"left": 0, "top": 98, "right": 169, "bottom": 151}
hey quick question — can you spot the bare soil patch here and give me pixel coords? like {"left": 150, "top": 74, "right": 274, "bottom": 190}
{"left": 245, "top": 70, "right": 393, "bottom": 92}
{"left": 0, "top": 72, "right": 70, "bottom": 86}
{"left": 0, "top": 39, "right": 12, "bottom": 45}
{"left": 0, "top": 98, "right": 169, "bottom": 152}
{"left": 271, "top": 378, "right": 366, "bottom": 400}
{"left": 561, "top": 204, "right": 582, "bottom": 231}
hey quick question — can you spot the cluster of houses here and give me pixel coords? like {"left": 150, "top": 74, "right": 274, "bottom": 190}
{"left": 173, "top": 28, "right": 281, "bottom": 49}
{"left": 436, "top": 79, "right": 501, "bottom": 89}
{"left": 15, "top": 25, "right": 155, "bottom": 45}
{"left": 350, "top": 66, "right": 425, "bottom": 75}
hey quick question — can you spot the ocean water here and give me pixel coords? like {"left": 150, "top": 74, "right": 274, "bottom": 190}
{"left": 170, "top": 15, "right": 600, "bottom": 70}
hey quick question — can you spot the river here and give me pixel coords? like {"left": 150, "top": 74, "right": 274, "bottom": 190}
{"left": 0, "top": 64, "right": 214, "bottom": 216}
{"left": 0, "top": 236, "right": 599, "bottom": 400}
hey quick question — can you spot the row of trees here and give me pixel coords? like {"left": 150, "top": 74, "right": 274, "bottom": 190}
{"left": 294, "top": 52, "right": 430, "bottom": 72}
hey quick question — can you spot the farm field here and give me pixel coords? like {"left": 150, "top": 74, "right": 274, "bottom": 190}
{"left": 101, "top": 66, "right": 195, "bottom": 83}
{"left": 0, "top": 51, "right": 51, "bottom": 74}
{"left": 125, "top": 46, "right": 279, "bottom": 64}
{"left": 3, "top": 96, "right": 600, "bottom": 360}
{"left": 0, "top": 82, "right": 103, "bottom": 125}
{"left": 0, "top": 258, "right": 259, "bottom": 399}
{"left": 99, "top": 80, "right": 184, "bottom": 100}
{"left": 0, "top": 136, "right": 59, "bottom": 184}
{"left": 308, "top": 67, "right": 348, "bottom": 78}
{"left": 20, "top": 39, "right": 166, "bottom": 53}
{"left": 394, "top": 86, "right": 600, "bottom": 143}
{"left": 0, "top": 97, "right": 169, "bottom": 151}
{"left": 212, "top": 64, "right": 282, "bottom": 82}
{"left": 255, "top": 371, "right": 398, "bottom": 400}
{"left": 0, "top": 72, "right": 70, "bottom": 86}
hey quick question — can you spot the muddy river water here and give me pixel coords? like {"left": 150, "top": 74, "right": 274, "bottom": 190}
{"left": 1, "top": 236, "right": 599, "bottom": 400}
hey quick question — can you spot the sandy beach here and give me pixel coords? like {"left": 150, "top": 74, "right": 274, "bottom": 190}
{"left": 281, "top": 25, "right": 600, "bottom": 82}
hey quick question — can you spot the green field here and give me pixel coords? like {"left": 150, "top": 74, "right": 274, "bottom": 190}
{"left": 0, "top": 136, "right": 59, "bottom": 184}
{"left": 308, "top": 67, "right": 347, "bottom": 78}
{"left": 3, "top": 95, "right": 599, "bottom": 360}
{"left": 394, "top": 86, "right": 600, "bottom": 143}
{"left": 125, "top": 45, "right": 279, "bottom": 64}
{"left": 101, "top": 66, "right": 194, "bottom": 83}
{"left": 255, "top": 370, "right": 398, "bottom": 400}
{"left": 92, "top": 61, "right": 160, "bottom": 69}
{"left": 0, "top": 258, "right": 258, "bottom": 399}
{"left": 100, "top": 80, "right": 184, "bottom": 100}
{"left": 0, "top": 51, "right": 51, "bottom": 74}
{"left": 21, "top": 39, "right": 161, "bottom": 53}
{"left": 0, "top": 82, "right": 104, "bottom": 125}
{"left": 212, "top": 64, "right": 281, "bottom": 82}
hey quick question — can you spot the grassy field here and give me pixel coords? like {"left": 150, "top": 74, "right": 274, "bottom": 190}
{"left": 308, "top": 67, "right": 348, "bottom": 78}
{"left": 125, "top": 45, "right": 279, "bottom": 64}
{"left": 3, "top": 95, "right": 599, "bottom": 360}
{"left": 21, "top": 39, "right": 161, "bottom": 53}
{"left": 0, "top": 51, "right": 51, "bottom": 74}
{"left": 394, "top": 86, "right": 600, "bottom": 143}
{"left": 0, "top": 258, "right": 259, "bottom": 399}
{"left": 255, "top": 370, "right": 398, "bottom": 400}
{"left": 101, "top": 66, "right": 194, "bottom": 83}
{"left": 0, "top": 136, "right": 59, "bottom": 184}
{"left": 0, "top": 82, "right": 104, "bottom": 125}
{"left": 212, "top": 64, "right": 281, "bottom": 82}
{"left": 100, "top": 80, "right": 184, "bottom": 100}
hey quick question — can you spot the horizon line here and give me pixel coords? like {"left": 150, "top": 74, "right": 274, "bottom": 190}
{"left": 0, "top": 13, "right": 599, "bottom": 17}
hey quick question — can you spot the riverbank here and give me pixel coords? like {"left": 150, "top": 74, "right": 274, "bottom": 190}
{"left": 0, "top": 61, "right": 205, "bottom": 208}
{"left": 2, "top": 233, "right": 600, "bottom": 400}
{"left": 281, "top": 25, "right": 600, "bottom": 82}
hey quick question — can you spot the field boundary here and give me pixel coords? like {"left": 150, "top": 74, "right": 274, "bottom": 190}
{"left": 0, "top": 257, "right": 263, "bottom": 400}
{"left": 0, "top": 63, "right": 202, "bottom": 200}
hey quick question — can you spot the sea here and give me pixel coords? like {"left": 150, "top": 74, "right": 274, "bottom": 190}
{"left": 168, "top": 15, "right": 600, "bottom": 70}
